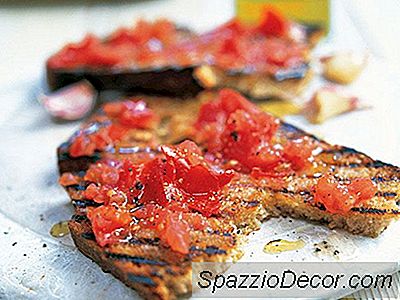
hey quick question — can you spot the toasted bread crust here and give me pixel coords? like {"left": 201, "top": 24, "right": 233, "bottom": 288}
{"left": 47, "top": 66, "right": 204, "bottom": 98}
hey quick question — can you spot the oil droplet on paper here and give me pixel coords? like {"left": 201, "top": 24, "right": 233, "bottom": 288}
{"left": 50, "top": 221, "right": 70, "bottom": 237}
{"left": 263, "top": 239, "right": 305, "bottom": 254}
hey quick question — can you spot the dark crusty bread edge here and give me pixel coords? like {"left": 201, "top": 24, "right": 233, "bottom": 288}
{"left": 69, "top": 220, "right": 192, "bottom": 300}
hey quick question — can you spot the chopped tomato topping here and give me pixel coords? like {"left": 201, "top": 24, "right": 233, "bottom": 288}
{"left": 108, "top": 19, "right": 178, "bottom": 47}
{"left": 81, "top": 139, "right": 233, "bottom": 254}
{"left": 87, "top": 206, "right": 131, "bottom": 247}
{"left": 313, "top": 174, "right": 377, "bottom": 214}
{"left": 84, "top": 159, "right": 141, "bottom": 204}
{"left": 160, "top": 140, "right": 234, "bottom": 217}
{"left": 69, "top": 100, "right": 157, "bottom": 157}
{"left": 221, "top": 109, "right": 280, "bottom": 172}
{"left": 131, "top": 205, "right": 207, "bottom": 254}
{"left": 47, "top": 34, "right": 123, "bottom": 69}
{"left": 194, "top": 89, "right": 316, "bottom": 175}
{"left": 48, "top": 12, "right": 305, "bottom": 74}
{"left": 138, "top": 140, "right": 234, "bottom": 217}
{"left": 69, "top": 124, "right": 118, "bottom": 158}
{"left": 195, "top": 89, "right": 260, "bottom": 153}
{"left": 195, "top": 89, "right": 283, "bottom": 172}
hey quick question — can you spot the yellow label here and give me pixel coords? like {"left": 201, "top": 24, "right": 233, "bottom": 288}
{"left": 236, "top": 0, "right": 330, "bottom": 33}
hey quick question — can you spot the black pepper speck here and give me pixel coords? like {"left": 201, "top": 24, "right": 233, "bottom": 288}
{"left": 135, "top": 182, "right": 144, "bottom": 190}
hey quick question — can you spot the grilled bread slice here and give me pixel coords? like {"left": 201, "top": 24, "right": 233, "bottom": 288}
{"left": 47, "top": 15, "right": 322, "bottom": 100}
{"left": 58, "top": 91, "right": 399, "bottom": 299}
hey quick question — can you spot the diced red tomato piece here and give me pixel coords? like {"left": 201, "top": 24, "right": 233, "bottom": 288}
{"left": 195, "top": 101, "right": 224, "bottom": 129}
{"left": 87, "top": 206, "right": 131, "bottom": 247}
{"left": 161, "top": 140, "right": 234, "bottom": 195}
{"left": 182, "top": 165, "right": 221, "bottom": 194}
{"left": 219, "top": 88, "right": 258, "bottom": 116}
{"left": 218, "top": 36, "right": 242, "bottom": 59}
{"left": 132, "top": 203, "right": 157, "bottom": 220}
{"left": 115, "top": 160, "right": 141, "bottom": 197}
{"left": 313, "top": 175, "right": 351, "bottom": 213}
{"left": 107, "top": 124, "right": 129, "bottom": 141}
{"left": 161, "top": 212, "right": 190, "bottom": 254}
{"left": 103, "top": 101, "right": 124, "bottom": 117}
{"left": 58, "top": 172, "right": 79, "bottom": 186}
{"left": 256, "top": 8, "right": 288, "bottom": 37}
{"left": 195, "top": 89, "right": 257, "bottom": 129}
{"left": 348, "top": 178, "right": 377, "bottom": 203}
{"left": 151, "top": 19, "right": 179, "bottom": 45}
{"left": 108, "top": 28, "right": 141, "bottom": 46}
{"left": 246, "top": 146, "right": 283, "bottom": 172}
{"left": 176, "top": 139, "right": 203, "bottom": 157}
{"left": 69, "top": 126, "right": 115, "bottom": 158}
{"left": 188, "top": 194, "right": 221, "bottom": 217}
{"left": 188, "top": 213, "right": 207, "bottom": 231}
{"left": 140, "top": 158, "right": 170, "bottom": 206}
{"left": 313, "top": 174, "right": 377, "bottom": 214}
{"left": 84, "top": 183, "right": 108, "bottom": 204}
{"left": 69, "top": 135, "right": 97, "bottom": 157}
{"left": 221, "top": 109, "right": 280, "bottom": 172}
{"left": 85, "top": 162, "right": 120, "bottom": 185}
{"left": 103, "top": 100, "right": 158, "bottom": 129}
{"left": 283, "top": 138, "right": 314, "bottom": 171}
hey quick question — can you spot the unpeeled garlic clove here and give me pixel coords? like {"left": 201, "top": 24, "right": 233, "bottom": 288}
{"left": 303, "top": 87, "right": 364, "bottom": 124}
{"left": 40, "top": 80, "right": 97, "bottom": 121}
{"left": 321, "top": 52, "right": 367, "bottom": 85}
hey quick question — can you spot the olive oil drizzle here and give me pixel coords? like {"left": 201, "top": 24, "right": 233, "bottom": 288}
{"left": 263, "top": 239, "right": 305, "bottom": 254}
{"left": 50, "top": 221, "right": 70, "bottom": 237}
